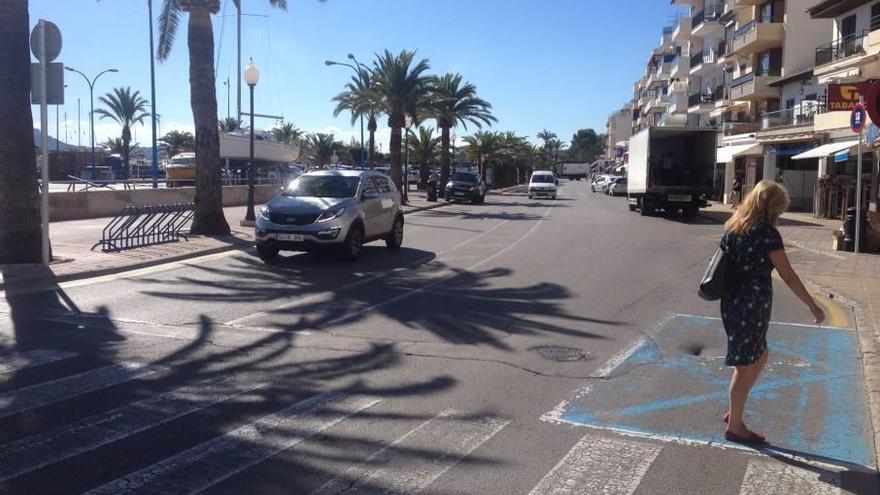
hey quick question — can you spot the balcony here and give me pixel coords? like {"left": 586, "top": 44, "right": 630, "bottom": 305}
{"left": 692, "top": 3, "right": 725, "bottom": 37}
{"left": 689, "top": 48, "right": 720, "bottom": 76}
{"left": 658, "top": 112, "right": 689, "bottom": 127}
{"left": 731, "top": 19, "right": 784, "bottom": 56}
{"left": 668, "top": 79, "right": 688, "bottom": 94}
{"left": 672, "top": 16, "right": 692, "bottom": 42}
{"left": 732, "top": 0, "right": 763, "bottom": 6}
{"left": 760, "top": 102, "right": 823, "bottom": 130}
{"left": 815, "top": 31, "right": 869, "bottom": 67}
{"left": 671, "top": 54, "right": 688, "bottom": 77}
{"left": 722, "top": 120, "right": 761, "bottom": 136}
{"left": 729, "top": 71, "right": 781, "bottom": 101}
{"left": 688, "top": 91, "right": 715, "bottom": 113}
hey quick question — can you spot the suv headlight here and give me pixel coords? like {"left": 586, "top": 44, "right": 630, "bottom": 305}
{"left": 316, "top": 207, "right": 346, "bottom": 223}
{"left": 259, "top": 206, "right": 270, "bottom": 220}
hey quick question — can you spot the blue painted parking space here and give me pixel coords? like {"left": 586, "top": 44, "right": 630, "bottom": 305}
{"left": 559, "top": 314, "right": 875, "bottom": 468}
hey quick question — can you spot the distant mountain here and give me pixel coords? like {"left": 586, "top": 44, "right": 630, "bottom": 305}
{"left": 33, "top": 129, "right": 89, "bottom": 152}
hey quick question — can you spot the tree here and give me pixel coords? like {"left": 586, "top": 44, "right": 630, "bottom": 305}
{"left": 305, "top": 133, "right": 337, "bottom": 168}
{"left": 430, "top": 73, "right": 495, "bottom": 188}
{"left": 0, "top": 0, "right": 42, "bottom": 263}
{"left": 463, "top": 130, "right": 501, "bottom": 182}
{"left": 271, "top": 122, "right": 302, "bottom": 145}
{"left": 566, "top": 128, "right": 605, "bottom": 163}
{"left": 536, "top": 129, "right": 557, "bottom": 147}
{"left": 156, "top": 0, "right": 299, "bottom": 234}
{"left": 104, "top": 137, "right": 141, "bottom": 156}
{"left": 160, "top": 130, "right": 195, "bottom": 156}
{"left": 95, "top": 87, "right": 151, "bottom": 179}
{"left": 332, "top": 67, "right": 381, "bottom": 163}
{"left": 218, "top": 117, "right": 244, "bottom": 132}
{"left": 370, "top": 49, "right": 432, "bottom": 195}
{"left": 407, "top": 126, "right": 439, "bottom": 188}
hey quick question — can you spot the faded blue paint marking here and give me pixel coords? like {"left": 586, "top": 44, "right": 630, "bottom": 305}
{"left": 560, "top": 314, "right": 875, "bottom": 467}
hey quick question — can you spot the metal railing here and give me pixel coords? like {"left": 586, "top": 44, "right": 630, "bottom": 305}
{"left": 692, "top": 3, "right": 725, "bottom": 30}
{"left": 815, "top": 31, "right": 867, "bottom": 66}
{"left": 760, "top": 103, "right": 824, "bottom": 130}
{"left": 731, "top": 71, "right": 755, "bottom": 88}
{"left": 690, "top": 51, "right": 704, "bottom": 68}
{"left": 92, "top": 203, "right": 194, "bottom": 253}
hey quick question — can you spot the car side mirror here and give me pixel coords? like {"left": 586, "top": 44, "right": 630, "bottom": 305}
{"left": 362, "top": 190, "right": 379, "bottom": 201}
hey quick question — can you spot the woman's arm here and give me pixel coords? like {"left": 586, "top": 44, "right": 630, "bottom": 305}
{"left": 769, "top": 249, "right": 825, "bottom": 324}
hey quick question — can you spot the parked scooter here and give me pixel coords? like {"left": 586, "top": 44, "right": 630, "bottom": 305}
{"left": 426, "top": 174, "right": 438, "bottom": 202}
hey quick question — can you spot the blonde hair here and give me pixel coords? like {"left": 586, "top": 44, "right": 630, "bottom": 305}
{"left": 725, "top": 180, "right": 790, "bottom": 235}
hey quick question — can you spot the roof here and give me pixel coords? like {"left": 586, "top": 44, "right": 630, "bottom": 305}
{"left": 807, "top": 0, "right": 873, "bottom": 18}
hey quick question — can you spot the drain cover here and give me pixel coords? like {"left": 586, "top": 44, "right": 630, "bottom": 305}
{"left": 528, "top": 345, "right": 589, "bottom": 362}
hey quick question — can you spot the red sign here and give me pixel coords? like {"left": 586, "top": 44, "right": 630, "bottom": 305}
{"left": 828, "top": 83, "right": 871, "bottom": 111}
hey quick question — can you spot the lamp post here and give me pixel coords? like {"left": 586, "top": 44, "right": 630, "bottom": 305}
{"left": 148, "top": 0, "right": 160, "bottom": 188}
{"left": 325, "top": 58, "right": 366, "bottom": 166}
{"left": 403, "top": 114, "right": 413, "bottom": 203}
{"left": 243, "top": 58, "right": 259, "bottom": 224}
{"left": 65, "top": 66, "right": 118, "bottom": 179}
{"left": 450, "top": 129, "right": 457, "bottom": 171}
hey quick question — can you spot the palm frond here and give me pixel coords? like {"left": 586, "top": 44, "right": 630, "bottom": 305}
{"left": 157, "top": 0, "right": 181, "bottom": 61}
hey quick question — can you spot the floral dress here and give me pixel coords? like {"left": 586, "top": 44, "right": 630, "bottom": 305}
{"left": 720, "top": 223, "right": 784, "bottom": 366}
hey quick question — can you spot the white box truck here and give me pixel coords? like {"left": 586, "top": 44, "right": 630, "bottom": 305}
{"left": 559, "top": 162, "right": 588, "bottom": 180}
{"left": 627, "top": 127, "right": 717, "bottom": 217}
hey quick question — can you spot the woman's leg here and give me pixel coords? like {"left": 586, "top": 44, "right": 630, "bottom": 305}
{"left": 728, "top": 349, "right": 769, "bottom": 435}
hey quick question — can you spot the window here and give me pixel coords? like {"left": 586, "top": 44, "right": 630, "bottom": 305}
{"left": 841, "top": 14, "right": 857, "bottom": 39}
{"left": 872, "top": 4, "right": 880, "bottom": 31}
{"left": 758, "top": 49, "right": 782, "bottom": 76}
{"left": 785, "top": 98, "right": 795, "bottom": 110}
{"left": 377, "top": 177, "right": 392, "bottom": 194}
{"left": 760, "top": 0, "right": 784, "bottom": 22}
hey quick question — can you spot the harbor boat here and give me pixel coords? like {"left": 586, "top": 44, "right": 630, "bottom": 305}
{"left": 219, "top": 130, "right": 300, "bottom": 163}
{"left": 164, "top": 152, "right": 196, "bottom": 187}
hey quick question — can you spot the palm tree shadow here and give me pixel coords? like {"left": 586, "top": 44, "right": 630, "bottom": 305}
{"left": 755, "top": 445, "right": 880, "bottom": 493}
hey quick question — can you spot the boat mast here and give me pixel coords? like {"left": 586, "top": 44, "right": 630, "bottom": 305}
{"left": 237, "top": 0, "right": 242, "bottom": 121}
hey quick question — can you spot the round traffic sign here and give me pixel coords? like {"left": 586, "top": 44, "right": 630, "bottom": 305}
{"left": 30, "top": 20, "right": 62, "bottom": 62}
{"left": 851, "top": 103, "right": 867, "bottom": 134}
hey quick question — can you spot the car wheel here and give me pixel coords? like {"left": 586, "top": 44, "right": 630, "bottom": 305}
{"left": 343, "top": 224, "right": 364, "bottom": 261}
{"left": 628, "top": 203, "right": 637, "bottom": 212}
{"left": 385, "top": 215, "right": 404, "bottom": 250}
{"left": 256, "top": 242, "right": 279, "bottom": 262}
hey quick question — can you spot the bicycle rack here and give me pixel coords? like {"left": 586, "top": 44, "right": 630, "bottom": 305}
{"left": 92, "top": 203, "right": 195, "bottom": 253}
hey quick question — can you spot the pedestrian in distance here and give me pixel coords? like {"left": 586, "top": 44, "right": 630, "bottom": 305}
{"left": 731, "top": 174, "right": 743, "bottom": 209}
{"left": 719, "top": 180, "right": 825, "bottom": 444}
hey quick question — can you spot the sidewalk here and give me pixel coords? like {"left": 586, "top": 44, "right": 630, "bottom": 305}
{"left": 701, "top": 202, "right": 880, "bottom": 465}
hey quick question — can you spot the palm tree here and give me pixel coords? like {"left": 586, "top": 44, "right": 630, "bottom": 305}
{"left": 95, "top": 87, "right": 150, "bottom": 178}
{"left": 156, "top": 0, "right": 299, "bottom": 234}
{"left": 306, "top": 133, "right": 337, "bottom": 168}
{"left": 332, "top": 68, "right": 381, "bottom": 163}
{"left": 160, "top": 130, "right": 195, "bottom": 156}
{"left": 0, "top": 0, "right": 41, "bottom": 263}
{"left": 271, "top": 122, "right": 302, "bottom": 145}
{"left": 537, "top": 129, "right": 557, "bottom": 148}
{"left": 218, "top": 117, "right": 244, "bottom": 132}
{"left": 407, "top": 126, "right": 439, "bottom": 188}
{"left": 430, "top": 73, "right": 495, "bottom": 187}
{"left": 370, "top": 49, "right": 432, "bottom": 194}
{"left": 463, "top": 131, "right": 501, "bottom": 183}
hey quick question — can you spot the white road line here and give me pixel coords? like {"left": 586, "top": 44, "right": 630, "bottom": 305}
{"left": 528, "top": 435, "right": 662, "bottom": 495}
{"left": 85, "top": 393, "right": 382, "bottom": 495}
{"left": 739, "top": 459, "right": 841, "bottom": 495}
{"left": 224, "top": 218, "right": 513, "bottom": 328}
{"left": 0, "top": 376, "right": 269, "bottom": 481}
{"left": 310, "top": 409, "right": 510, "bottom": 495}
{"left": 0, "top": 362, "right": 161, "bottom": 419}
{"left": 0, "top": 349, "right": 77, "bottom": 374}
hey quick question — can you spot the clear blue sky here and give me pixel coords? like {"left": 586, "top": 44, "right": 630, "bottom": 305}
{"left": 30, "top": 0, "right": 683, "bottom": 148}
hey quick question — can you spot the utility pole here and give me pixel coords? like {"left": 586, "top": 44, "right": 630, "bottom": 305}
{"left": 77, "top": 97, "right": 81, "bottom": 147}
{"left": 236, "top": 1, "right": 242, "bottom": 121}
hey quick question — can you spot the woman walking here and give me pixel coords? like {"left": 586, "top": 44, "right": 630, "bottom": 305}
{"left": 720, "top": 180, "right": 825, "bottom": 444}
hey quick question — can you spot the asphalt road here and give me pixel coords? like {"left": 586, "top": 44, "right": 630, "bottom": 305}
{"left": 0, "top": 180, "right": 876, "bottom": 494}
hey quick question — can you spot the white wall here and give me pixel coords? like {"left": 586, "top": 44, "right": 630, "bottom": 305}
{"left": 831, "top": 3, "right": 878, "bottom": 39}
{"left": 784, "top": 0, "right": 833, "bottom": 74}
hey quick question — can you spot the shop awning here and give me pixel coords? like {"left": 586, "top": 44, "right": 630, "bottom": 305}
{"left": 716, "top": 143, "right": 763, "bottom": 163}
{"left": 791, "top": 140, "right": 859, "bottom": 160}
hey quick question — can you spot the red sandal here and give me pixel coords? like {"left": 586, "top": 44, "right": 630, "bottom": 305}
{"left": 722, "top": 411, "right": 729, "bottom": 424}
{"left": 724, "top": 429, "right": 767, "bottom": 445}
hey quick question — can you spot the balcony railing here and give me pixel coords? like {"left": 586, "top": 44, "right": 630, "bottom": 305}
{"left": 692, "top": 3, "right": 725, "bottom": 30}
{"left": 688, "top": 92, "right": 714, "bottom": 107}
{"left": 731, "top": 71, "right": 755, "bottom": 88}
{"left": 760, "top": 102, "right": 824, "bottom": 130}
{"left": 815, "top": 31, "right": 867, "bottom": 66}
{"left": 723, "top": 120, "right": 762, "bottom": 135}
{"left": 690, "top": 51, "right": 704, "bottom": 69}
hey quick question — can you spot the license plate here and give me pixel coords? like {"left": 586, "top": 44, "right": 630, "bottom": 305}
{"left": 454, "top": 192, "right": 466, "bottom": 196}
{"left": 277, "top": 233, "right": 304, "bottom": 242}
{"left": 668, "top": 194, "right": 692, "bottom": 203}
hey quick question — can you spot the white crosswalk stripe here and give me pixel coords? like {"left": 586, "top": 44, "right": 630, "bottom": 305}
{"left": 0, "top": 349, "right": 77, "bottom": 374}
{"left": 0, "top": 376, "right": 269, "bottom": 481}
{"left": 85, "top": 392, "right": 382, "bottom": 495}
{"left": 738, "top": 459, "right": 842, "bottom": 495}
{"left": 0, "top": 361, "right": 161, "bottom": 419}
{"left": 310, "top": 409, "right": 510, "bottom": 495}
{"left": 527, "top": 435, "right": 662, "bottom": 495}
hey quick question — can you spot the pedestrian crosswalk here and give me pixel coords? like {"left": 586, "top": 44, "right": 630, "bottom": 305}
{"left": 0, "top": 348, "right": 865, "bottom": 494}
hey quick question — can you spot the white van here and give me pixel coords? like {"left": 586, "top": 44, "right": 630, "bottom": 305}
{"left": 528, "top": 171, "right": 557, "bottom": 200}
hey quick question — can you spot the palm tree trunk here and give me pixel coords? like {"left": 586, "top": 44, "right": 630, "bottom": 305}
{"left": 367, "top": 117, "right": 376, "bottom": 163}
{"left": 186, "top": 9, "right": 229, "bottom": 235}
{"left": 439, "top": 125, "right": 450, "bottom": 186}
{"left": 121, "top": 125, "right": 131, "bottom": 180}
{"left": 389, "top": 125, "right": 402, "bottom": 194}
{"left": 0, "top": 0, "right": 42, "bottom": 264}
{"left": 419, "top": 161, "right": 429, "bottom": 190}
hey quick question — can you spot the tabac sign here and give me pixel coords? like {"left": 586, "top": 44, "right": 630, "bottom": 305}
{"left": 828, "top": 82, "right": 872, "bottom": 111}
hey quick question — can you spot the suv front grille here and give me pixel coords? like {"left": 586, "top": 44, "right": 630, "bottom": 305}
{"left": 268, "top": 212, "right": 320, "bottom": 225}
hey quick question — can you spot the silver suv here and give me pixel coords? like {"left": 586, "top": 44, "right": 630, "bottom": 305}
{"left": 255, "top": 170, "right": 404, "bottom": 262}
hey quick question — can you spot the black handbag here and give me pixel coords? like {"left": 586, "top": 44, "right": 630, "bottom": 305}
{"left": 698, "top": 243, "right": 730, "bottom": 301}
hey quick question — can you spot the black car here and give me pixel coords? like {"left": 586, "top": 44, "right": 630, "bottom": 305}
{"left": 444, "top": 172, "right": 486, "bottom": 204}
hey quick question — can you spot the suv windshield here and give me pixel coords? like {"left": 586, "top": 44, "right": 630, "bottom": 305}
{"left": 531, "top": 175, "right": 554, "bottom": 183}
{"left": 452, "top": 173, "right": 478, "bottom": 183}
{"left": 285, "top": 175, "right": 361, "bottom": 198}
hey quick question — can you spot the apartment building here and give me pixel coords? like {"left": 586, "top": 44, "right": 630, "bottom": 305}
{"left": 605, "top": 107, "right": 633, "bottom": 161}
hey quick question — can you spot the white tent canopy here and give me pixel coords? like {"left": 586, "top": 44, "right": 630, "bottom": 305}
{"left": 716, "top": 143, "right": 762, "bottom": 163}
{"left": 791, "top": 140, "right": 859, "bottom": 160}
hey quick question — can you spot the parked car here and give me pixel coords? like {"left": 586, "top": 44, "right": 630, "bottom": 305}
{"left": 528, "top": 170, "right": 557, "bottom": 199}
{"left": 590, "top": 174, "right": 613, "bottom": 193}
{"left": 254, "top": 170, "right": 404, "bottom": 262}
{"left": 607, "top": 177, "right": 628, "bottom": 196}
{"left": 445, "top": 171, "right": 486, "bottom": 203}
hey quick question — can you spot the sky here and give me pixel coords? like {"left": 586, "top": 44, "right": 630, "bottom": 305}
{"left": 29, "top": 0, "right": 684, "bottom": 150}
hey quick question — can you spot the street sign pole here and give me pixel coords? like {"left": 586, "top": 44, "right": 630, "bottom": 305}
{"left": 856, "top": 99, "right": 864, "bottom": 255}
{"left": 39, "top": 20, "right": 51, "bottom": 265}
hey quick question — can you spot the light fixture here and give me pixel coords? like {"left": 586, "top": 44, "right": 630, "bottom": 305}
{"left": 244, "top": 58, "right": 259, "bottom": 87}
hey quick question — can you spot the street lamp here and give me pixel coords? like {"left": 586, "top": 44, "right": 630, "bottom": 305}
{"left": 403, "top": 114, "right": 413, "bottom": 203}
{"left": 450, "top": 129, "right": 457, "bottom": 169}
{"left": 243, "top": 58, "right": 259, "bottom": 224}
{"left": 65, "top": 66, "right": 118, "bottom": 179}
{"left": 325, "top": 58, "right": 366, "bottom": 167}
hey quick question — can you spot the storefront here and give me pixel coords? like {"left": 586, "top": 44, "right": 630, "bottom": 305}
{"left": 764, "top": 141, "right": 819, "bottom": 211}
{"left": 716, "top": 143, "right": 763, "bottom": 204}
{"left": 792, "top": 139, "right": 861, "bottom": 219}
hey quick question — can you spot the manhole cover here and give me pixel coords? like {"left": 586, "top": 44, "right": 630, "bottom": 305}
{"left": 528, "top": 345, "right": 589, "bottom": 362}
